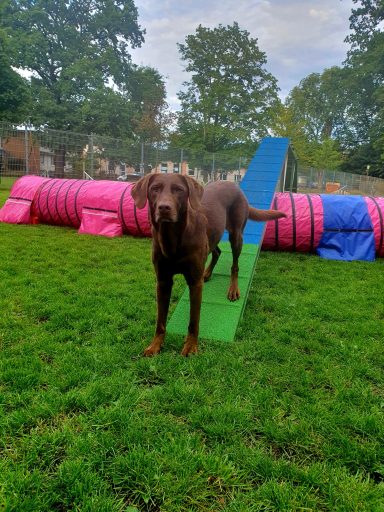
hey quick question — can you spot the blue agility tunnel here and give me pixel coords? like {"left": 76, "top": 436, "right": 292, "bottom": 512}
{"left": 263, "top": 192, "right": 384, "bottom": 262}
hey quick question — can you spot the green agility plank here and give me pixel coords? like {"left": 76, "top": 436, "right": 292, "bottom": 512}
{"left": 167, "top": 242, "right": 260, "bottom": 342}
{"left": 167, "top": 137, "right": 291, "bottom": 342}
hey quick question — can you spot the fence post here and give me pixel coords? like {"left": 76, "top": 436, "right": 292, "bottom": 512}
{"left": 89, "top": 133, "right": 94, "bottom": 177}
{"left": 290, "top": 157, "right": 297, "bottom": 192}
{"left": 140, "top": 142, "right": 144, "bottom": 175}
{"left": 282, "top": 155, "right": 288, "bottom": 192}
{"left": 24, "top": 124, "right": 29, "bottom": 175}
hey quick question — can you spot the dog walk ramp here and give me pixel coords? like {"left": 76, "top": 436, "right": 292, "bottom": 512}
{"left": 167, "top": 137, "right": 291, "bottom": 342}
{"left": 167, "top": 242, "right": 260, "bottom": 342}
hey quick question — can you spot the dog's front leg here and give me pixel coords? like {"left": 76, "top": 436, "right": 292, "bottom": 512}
{"left": 144, "top": 277, "right": 173, "bottom": 356}
{"left": 181, "top": 278, "right": 203, "bottom": 356}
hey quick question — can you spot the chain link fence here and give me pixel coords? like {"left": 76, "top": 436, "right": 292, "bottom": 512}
{"left": 1, "top": 122, "right": 384, "bottom": 196}
{"left": 0, "top": 122, "right": 250, "bottom": 184}
{"left": 297, "top": 167, "right": 384, "bottom": 197}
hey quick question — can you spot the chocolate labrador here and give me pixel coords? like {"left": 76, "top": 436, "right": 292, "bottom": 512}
{"left": 132, "top": 174, "right": 286, "bottom": 356}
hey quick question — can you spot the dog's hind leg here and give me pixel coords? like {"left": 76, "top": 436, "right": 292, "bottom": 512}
{"left": 203, "top": 245, "right": 221, "bottom": 282}
{"left": 227, "top": 230, "right": 243, "bottom": 301}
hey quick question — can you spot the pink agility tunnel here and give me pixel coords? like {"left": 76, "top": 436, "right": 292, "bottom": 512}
{"left": 1, "top": 180, "right": 384, "bottom": 259}
{"left": 0, "top": 176, "right": 151, "bottom": 237}
{"left": 262, "top": 192, "right": 384, "bottom": 258}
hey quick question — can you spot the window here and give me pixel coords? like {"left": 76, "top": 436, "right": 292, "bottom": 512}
{"left": 234, "top": 174, "right": 242, "bottom": 182}
{"left": 188, "top": 169, "right": 195, "bottom": 176}
{"left": 221, "top": 173, "right": 227, "bottom": 181}
{"left": 173, "top": 164, "right": 180, "bottom": 174}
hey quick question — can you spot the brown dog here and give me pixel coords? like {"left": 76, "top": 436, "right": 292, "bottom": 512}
{"left": 132, "top": 174, "right": 286, "bottom": 356}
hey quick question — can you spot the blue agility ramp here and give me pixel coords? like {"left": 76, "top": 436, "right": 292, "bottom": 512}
{"left": 240, "top": 137, "right": 291, "bottom": 244}
{"left": 167, "top": 137, "right": 292, "bottom": 342}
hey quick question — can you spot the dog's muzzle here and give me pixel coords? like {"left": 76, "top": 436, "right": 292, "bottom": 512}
{"left": 156, "top": 202, "right": 177, "bottom": 222}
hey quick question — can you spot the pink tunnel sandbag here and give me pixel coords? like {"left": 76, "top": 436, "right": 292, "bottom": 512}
{"left": 262, "top": 192, "right": 384, "bottom": 258}
{"left": 0, "top": 175, "right": 51, "bottom": 224}
{"left": 0, "top": 176, "right": 151, "bottom": 237}
{"left": 364, "top": 196, "right": 384, "bottom": 258}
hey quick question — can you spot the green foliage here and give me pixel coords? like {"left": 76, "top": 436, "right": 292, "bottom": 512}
{"left": 0, "top": 49, "right": 31, "bottom": 124}
{"left": 340, "top": 141, "right": 383, "bottom": 177}
{"left": 271, "top": 103, "right": 344, "bottom": 171}
{"left": 346, "top": 0, "right": 384, "bottom": 54}
{"left": 78, "top": 87, "right": 136, "bottom": 140}
{"left": 270, "top": 103, "right": 313, "bottom": 167}
{"left": 127, "top": 66, "right": 172, "bottom": 143}
{"left": 0, "top": 0, "right": 168, "bottom": 138}
{"left": 286, "top": 67, "right": 350, "bottom": 144}
{"left": 1, "top": 180, "right": 384, "bottom": 510}
{"left": 0, "top": 1, "right": 31, "bottom": 123}
{"left": 342, "top": 0, "right": 384, "bottom": 174}
{"left": 309, "top": 137, "right": 344, "bottom": 171}
{"left": 283, "top": 0, "right": 384, "bottom": 177}
{"left": 4, "top": 0, "right": 144, "bottom": 85}
{"left": 176, "top": 22, "right": 279, "bottom": 153}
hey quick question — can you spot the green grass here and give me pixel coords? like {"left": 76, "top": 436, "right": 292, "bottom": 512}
{"left": 1, "top": 178, "right": 384, "bottom": 511}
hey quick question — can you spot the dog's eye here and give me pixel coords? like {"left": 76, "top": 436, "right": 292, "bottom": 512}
{"left": 172, "top": 185, "right": 185, "bottom": 193}
{"left": 150, "top": 185, "right": 162, "bottom": 193}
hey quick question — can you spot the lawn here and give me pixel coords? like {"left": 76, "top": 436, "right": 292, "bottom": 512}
{"left": 1, "top": 178, "right": 384, "bottom": 511}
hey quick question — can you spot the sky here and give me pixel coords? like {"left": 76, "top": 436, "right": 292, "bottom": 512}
{"left": 130, "top": 0, "right": 356, "bottom": 109}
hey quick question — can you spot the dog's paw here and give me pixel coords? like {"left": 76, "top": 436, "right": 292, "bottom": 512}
{"left": 203, "top": 270, "right": 212, "bottom": 282}
{"left": 227, "top": 287, "right": 240, "bottom": 301}
{"left": 181, "top": 345, "right": 198, "bottom": 357}
{"left": 143, "top": 343, "right": 161, "bottom": 357}
{"left": 181, "top": 337, "right": 198, "bottom": 357}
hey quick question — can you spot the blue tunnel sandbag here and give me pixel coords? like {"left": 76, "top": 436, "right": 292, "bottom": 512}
{"left": 317, "top": 195, "right": 376, "bottom": 262}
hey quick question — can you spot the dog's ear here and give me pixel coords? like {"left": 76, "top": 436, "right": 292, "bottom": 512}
{"left": 131, "top": 174, "right": 153, "bottom": 209}
{"left": 183, "top": 176, "right": 204, "bottom": 210}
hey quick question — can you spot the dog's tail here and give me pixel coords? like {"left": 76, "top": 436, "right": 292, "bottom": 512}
{"left": 248, "top": 207, "right": 287, "bottom": 222}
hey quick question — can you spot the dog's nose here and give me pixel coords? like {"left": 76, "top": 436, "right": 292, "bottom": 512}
{"left": 158, "top": 203, "right": 172, "bottom": 213}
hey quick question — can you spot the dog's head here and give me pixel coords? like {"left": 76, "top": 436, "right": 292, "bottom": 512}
{"left": 132, "top": 173, "right": 204, "bottom": 224}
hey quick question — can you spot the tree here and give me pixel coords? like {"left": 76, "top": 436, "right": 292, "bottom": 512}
{"left": 1, "top": 0, "right": 145, "bottom": 132}
{"left": 270, "top": 103, "right": 313, "bottom": 167}
{"left": 346, "top": 0, "right": 384, "bottom": 55}
{"left": 0, "top": 0, "right": 171, "bottom": 176}
{"left": 340, "top": 142, "right": 383, "bottom": 177}
{"left": 0, "top": 45, "right": 31, "bottom": 124}
{"left": 342, "top": 0, "right": 384, "bottom": 175}
{"left": 176, "top": 23, "right": 279, "bottom": 154}
{"left": 285, "top": 67, "right": 351, "bottom": 143}
{"left": 0, "top": 0, "right": 30, "bottom": 123}
{"left": 76, "top": 66, "right": 169, "bottom": 142}
{"left": 127, "top": 66, "right": 171, "bottom": 143}
{"left": 310, "top": 138, "right": 344, "bottom": 171}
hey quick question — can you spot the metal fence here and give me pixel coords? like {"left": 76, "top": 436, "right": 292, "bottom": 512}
{"left": 297, "top": 167, "right": 384, "bottom": 197}
{"left": 1, "top": 121, "right": 384, "bottom": 196}
{"left": 0, "top": 122, "right": 250, "bottom": 184}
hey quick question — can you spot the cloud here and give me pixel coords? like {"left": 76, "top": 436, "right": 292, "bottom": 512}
{"left": 131, "top": 0, "right": 355, "bottom": 108}
{"left": 309, "top": 7, "right": 334, "bottom": 22}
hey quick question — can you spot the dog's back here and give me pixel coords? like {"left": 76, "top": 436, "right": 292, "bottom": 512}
{"left": 201, "top": 181, "right": 249, "bottom": 249}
